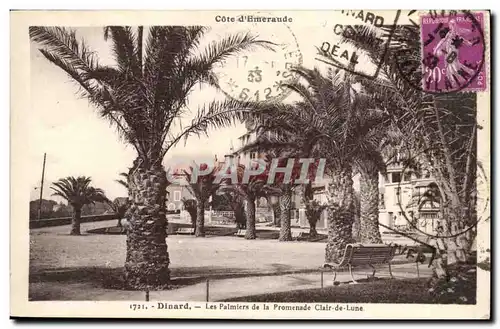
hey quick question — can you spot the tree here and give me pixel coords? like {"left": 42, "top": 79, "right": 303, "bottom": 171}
{"left": 236, "top": 132, "right": 320, "bottom": 241}
{"left": 338, "top": 23, "right": 481, "bottom": 288}
{"left": 107, "top": 197, "right": 130, "bottom": 227}
{"left": 115, "top": 172, "right": 129, "bottom": 190}
{"left": 355, "top": 127, "right": 403, "bottom": 244}
{"left": 181, "top": 198, "right": 197, "bottom": 231}
{"left": 304, "top": 198, "right": 327, "bottom": 238}
{"left": 183, "top": 162, "right": 225, "bottom": 237}
{"left": 265, "top": 194, "right": 281, "bottom": 227}
{"left": 218, "top": 190, "right": 246, "bottom": 229}
{"left": 220, "top": 163, "right": 277, "bottom": 239}
{"left": 111, "top": 172, "right": 131, "bottom": 227}
{"left": 30, "top": 26, "right": 272, "bottom": 289}
{"left": 50, "top": 176, "right": 108, "bottom": 235}
{"left": 241, "top": 66, "right": 385, "bottom": 255}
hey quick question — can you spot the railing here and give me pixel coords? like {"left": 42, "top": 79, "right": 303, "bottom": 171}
{"left": 211, "top": 210, "right": 235, "bottom": 218}
{"left": 29, "top": 214, "right": 118, "bottom": 229}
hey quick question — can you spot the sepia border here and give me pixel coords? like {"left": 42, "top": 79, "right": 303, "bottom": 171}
{"left": 10, "top": 10, "right": 491, "bottom": 319}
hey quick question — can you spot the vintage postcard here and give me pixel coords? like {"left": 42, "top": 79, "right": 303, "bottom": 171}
{"left": 10, "top": 9, "right": 491, "bottom": 319}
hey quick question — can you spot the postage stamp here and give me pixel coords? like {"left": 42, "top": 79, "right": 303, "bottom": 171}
{"left": 10, "top": 10, "right": 491, "bottom": 320}
{"left": 420, "top": 11, "right": 486, "bottom": 93}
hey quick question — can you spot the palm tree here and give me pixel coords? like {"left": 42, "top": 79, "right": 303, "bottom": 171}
{"left": 51, "top": 176, "right": 107, "bottom": 235}
{"left": 181, "top": 198, "right": 197, "bottom": 231}
{"left": 115, "top": 172, "right": 129, "bottom": 190}
{"left": 219, "top": 190, "right": 246, "bottom": 229}
{"left": 338, "top": 24, "right": 479, "bottom": 282}
{"left": 236, "top": 146, "right": 302, "bottom": 242}
{"left": 30, "top": 26, "right": 273, "bottom": 289}
{"left": 351, "top": 191, "right": 361, "bottom": 242}
{"left": 183, "top": 162, "right": 225, "bottom": 237}
{"left": 354, "top": 127, "right": 397, "bottom": 244}
{"left": 241, "top": 66, "right": 385, "bottom": 258}
{"left": 304, "top": 197, "right": 327, "bottom": 238}
{"left": 111, "top": 172, "right": 131, "bottom": 228}
{"left": 107, "top": 197, "right": 130, "bottom": 228}
{"left": 266, "top": 194, "right": 281, "bottom": 227}
{"left": 220, "top": 163, "right": 277, "bottom": 239}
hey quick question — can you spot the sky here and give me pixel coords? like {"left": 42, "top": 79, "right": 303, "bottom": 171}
{"left": 29, "top": 27, "right": 248, "bottom": 201}
{"left": 28, "top": 12, "right": 400, "bottom": 201}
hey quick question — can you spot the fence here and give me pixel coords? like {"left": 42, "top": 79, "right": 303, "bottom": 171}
{"left": 212, "top": 210, "right": 235, "bottom": 218}
{"left": 29, "top": 214, "right": 118, "bottom": 229}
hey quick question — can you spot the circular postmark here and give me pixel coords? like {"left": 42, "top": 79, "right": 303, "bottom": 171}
{"left": 211, "top": 13, "right": 303, "bottom": 103}
{"left": 394, "top": 10, "right": 486, "bottom": 94}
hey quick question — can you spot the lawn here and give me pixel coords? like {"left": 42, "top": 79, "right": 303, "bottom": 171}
{"left": 29, "top": 220, "right": 436, "bottom": 301}
{"left": 223, "top": 277, "right": 476, "bottom": 304}
{"left": 87, "top": 222, "right": 328, "bottom": 241}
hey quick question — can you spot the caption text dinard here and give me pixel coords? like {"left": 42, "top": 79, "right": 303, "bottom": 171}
{"left": 129, "top": 302, "right": 364, "bottom": 312}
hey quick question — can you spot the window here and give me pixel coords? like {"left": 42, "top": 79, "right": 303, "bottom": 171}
{"left": 250, "top": 152, "right": 257, "bottom": 159}
{"left": 403, "top": 173, "right": 412, "bottom": 182}
{"left": 391, "top": 172, "right": 401, "bottom": 183}
{"left": 173, "top": 191, "right": 181, "bottom": 202}
{"left": 379, "top": 193, "right": 385, "bottom": 209}
{"left": 421, "top": 213, "right": 438, "bottom": 219}
{"left": 394, "top": 187, "right": 401, "bottom": 205}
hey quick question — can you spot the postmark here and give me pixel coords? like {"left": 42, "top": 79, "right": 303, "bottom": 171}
{"left": 211, "top": 13, "right": 303, "bottom": 103}
{"left": 315, "top": 10, "right": 401, "bottom": 80}
{"left": 394, "top": 10, "right": 486, "bottom": 94}
{"left": 420, "top": 11, "right": 486, "bottom": 93}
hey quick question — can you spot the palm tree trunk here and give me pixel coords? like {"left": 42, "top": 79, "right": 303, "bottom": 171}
{"left": 196, "top": 200, "right": 205, "bottom": 237}
{"left": 303, "top": 183, "right": 317, "bottom": 238}
{"left": 325, "top": 165, "right": 355, "bottom": 263}
{"left": 273, "top": 200, "right": 281, "bottom": 227}
{"left": 309, "top": 221, "right": 318, "bottom": 238}
{"left": 70, "top": 206, "right": 82, "bottom": 235}
{"left": 305, "top": 204, "right": 319, "bottom": 238}
{"left": 245, "top": 195, "right": 256, "bottom": 239}
{"left": 351, "top": 191, "right": 361, "bottom": 241}
{"left": 279, "top": 185, "right": 293, "bottom": 241}
{"left": 359, "top": 162, "right": 383, "bottom": 243}
{"left": 124, "top": 161, "right": 170, "bottom": 290}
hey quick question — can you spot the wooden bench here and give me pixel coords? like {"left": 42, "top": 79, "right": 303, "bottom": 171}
{"left": 234, "top": 229, "right": 247, "bottom": 237}
{"left": 175, "top": 227, "right": 194, "bottom": 235}
{"left": 322, "top": 243, "right": 397, "bottom": 284}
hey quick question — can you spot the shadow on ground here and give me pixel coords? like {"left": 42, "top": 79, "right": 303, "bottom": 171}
{"left": 28, "top": 264, "right": 324, "bottom": 297}
{"left": 222, "top": 277, "right": 477, "bottom": 304}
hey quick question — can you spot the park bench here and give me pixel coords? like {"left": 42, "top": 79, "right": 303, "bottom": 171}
{"left": 234, "top": 229, "right": 247, "bottom": 237}
{"left": 175, "top": 227, "right": 195, "bottom": 235}
{"left": 321, "top": 243, "right": 397, "bottom": 284}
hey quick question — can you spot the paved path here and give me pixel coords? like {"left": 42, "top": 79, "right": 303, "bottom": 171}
{"left": 151, "top": 264, "right": 432, "bottom": 302}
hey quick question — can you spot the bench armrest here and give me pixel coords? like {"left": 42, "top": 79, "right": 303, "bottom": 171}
{"left": 322, "top": 263, "right": 339, "bottom": 269}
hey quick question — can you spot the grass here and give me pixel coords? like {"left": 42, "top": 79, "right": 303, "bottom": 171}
{"left": 223, "top": 277, "right": 476, "bottom": 304}
{"left": 87, "top": 222, "right": 328, "bottom": 242}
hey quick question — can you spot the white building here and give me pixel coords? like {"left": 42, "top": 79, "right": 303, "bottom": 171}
{"left": 379, "top": 161, "right": 441, "bottom": 235}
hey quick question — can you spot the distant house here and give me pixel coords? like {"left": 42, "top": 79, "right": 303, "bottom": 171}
{"left": 166, "top": 166, "right": 196, "bottom": 211}
{"left": 29, "top": 199, "right": 58, "bottom": 220}
{"left": 378, "top": 158, "right": 440, "bottom": 234}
